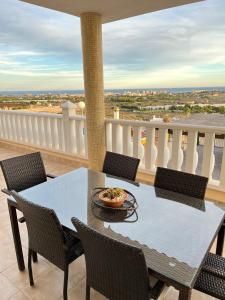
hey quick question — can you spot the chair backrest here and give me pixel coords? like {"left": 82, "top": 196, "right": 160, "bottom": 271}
{"left": 103, "top": 151, "right": 140, "bottom": 181}
{"left": 71, "top": 217, "right": 149, "bottom": 300}
{"left": 1, "top": 152, "right": 47, "bottom": 192}
{"left": 154, "top": 167, "right": 208, "bottom": 199}
{"left": 11, "top": 191, "right": 67, "bottom": 270}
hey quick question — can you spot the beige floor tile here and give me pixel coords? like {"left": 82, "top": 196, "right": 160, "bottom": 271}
{"left": 8, "top": 291, "right": 30, "bottom": 300}
{"left": 0, "top": 274, "right": 19, "bottom": 300}
{"left": 21, "top": 268, "right": 71, "bottom": 300}
{"left": 2, "top": 256, "right": 54, "bottom": 290}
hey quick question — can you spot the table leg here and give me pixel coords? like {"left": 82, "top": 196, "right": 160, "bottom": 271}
{"left": 178, "top": 289, "right": 192, "bottom": 300}
{"left": 32, "top": 252, "right": 38, "bottom": 262}
{"left": 8, "top": 201, "right": 25, "bottom": 271}
{"left": 216, "top": 224, "right": 224, "bottom": 256}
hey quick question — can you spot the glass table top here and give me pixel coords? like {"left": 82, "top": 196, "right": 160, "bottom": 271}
{"left": 17, "top": 167, "right": 225, "bottom": 288}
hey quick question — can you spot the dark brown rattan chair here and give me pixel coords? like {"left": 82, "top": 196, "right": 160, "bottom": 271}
{"left": 0, "top": 152, "right": 56, "bottom": 195}
{"left": 154, "top": 167, "right": 225, "bottom": 299}
{"left": 1, "top": 151, "right": 56, "bottom": 221}
{"left": 0, "top": 152, "right": 57, "bottom": 263}
{"left": 12, "top": 191, "right": 83, "bottom": 300}
{"left": 194, "top": 252, "right": 225, "bottom": 299}
{"left": 71, "top": 217, "right": 165, "bottom": 300}
{"left": 154, "top": 167, "right": 208, "bottom": 199}
{"left": 103, "top": 151, "right": 140, "bottom": 181}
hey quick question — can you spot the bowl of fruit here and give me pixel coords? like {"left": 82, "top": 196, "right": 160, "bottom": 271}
{"left": 98, "top": 188, "right": 128, "bottom": 208}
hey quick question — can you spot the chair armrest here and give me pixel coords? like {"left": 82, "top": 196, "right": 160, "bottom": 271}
{"left": 1, "top": 188, "right": 11, "bottom": 196}
{"left": 47, "top": 173, "right": 57, "bottom": 179}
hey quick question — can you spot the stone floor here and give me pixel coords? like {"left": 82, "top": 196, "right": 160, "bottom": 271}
{"left": 0, "top": 144, "right": 221, "bottom": 300}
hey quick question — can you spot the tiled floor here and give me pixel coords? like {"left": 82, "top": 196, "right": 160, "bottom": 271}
{"left": 0, "top": 145, "right": 221, "bottom": 300}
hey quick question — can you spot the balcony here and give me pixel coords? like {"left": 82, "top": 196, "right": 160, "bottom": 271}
{"left": 1, "top": 0, "right": 224, "bottom": 299}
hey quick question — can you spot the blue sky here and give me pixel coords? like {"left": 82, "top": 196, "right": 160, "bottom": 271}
{"left": 0, "top": 0, "right": 225, "bottom": 91}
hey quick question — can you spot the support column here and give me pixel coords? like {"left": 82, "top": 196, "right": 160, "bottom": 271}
{"left": 81, "top": 12, "right": 105, "bottom": 171}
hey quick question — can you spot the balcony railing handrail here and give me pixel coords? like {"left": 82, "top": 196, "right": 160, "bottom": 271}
{"left": 106, "top": 118, "right": 225, "bottom": 134}
{"left": 0, "top": 109, "right": 62, "bottom": 119}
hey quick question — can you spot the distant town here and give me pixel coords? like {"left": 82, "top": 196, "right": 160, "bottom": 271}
{"left": 1, "top": 88, "right": 225, "bottom": 122}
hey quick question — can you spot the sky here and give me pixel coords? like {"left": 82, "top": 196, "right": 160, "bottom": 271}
{"left": 0, "top": 0, "right": 225, "bottom": 91}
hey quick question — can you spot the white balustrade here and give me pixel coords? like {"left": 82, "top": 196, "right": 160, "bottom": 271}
{"left": 201, "top": 132, "right": 215, "bottom": 181}
{"left": 123, "top": 125, "right": 132, "bottom": 157}
{"left": 145, "top": 127, "right": 157, "bottom": 172}
{"left": 112, "top": 123, "right": 123, "bottom": 154}
{"left": 105, "top": 122, "right": 112, "bottom": 151}
{"left": 1, "top": 107, "right": 225, "bottom": 190}
{"left": 168, "top": 129, "right": 183, "bottom": 171}
{"left": 157, "top": 128, "right": 170, "bottom": 168}
{"left": 185, "top": 130, "right": 198, "bottom": 174}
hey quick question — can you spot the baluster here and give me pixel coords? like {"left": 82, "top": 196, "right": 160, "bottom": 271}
{"left": 84, "top": 121, "right": 88, "bottom": 158}
{"left": 1, "top": 112, "right": 7, "bottom": 139}
{"left": 11, "top": 113, "right": 17, "bottom": 141}
{"left": 201, "top": 132, "right": 215, "bottom": 181}
{"left": 57, "top": 118, "right": 65, "bottom": 152}
{"left": 75, "top": 120, "right": 85, "bottom": 155}
{"left": 43, "top": 117, "right": 52, "bottom": 149}
{"left": 145, "top": 127, "right": 157, "bottom": 172}
{"left": 0, "top": 113, "right": 2, "bottom": 138}
{"left": 69, "top": 119, "right": 76, "bottom": 154}
{"left": 30, "top": 116, "right": 37, "bottom": 146}
{"left": 4, "top": 113, "right": 10, "bottom": 139}
{"left": 80, "top": 120, "right": 86, "bottom": 155}
{"left": 18, "top": 115, "right": 23, "bottom": 142}
{"left": 50, "top": 118, "right": 59, "bottom": 150}
{"left": 26, "top": 115, "right": 32, "bottom": 144}
{"left": 75, "top": 120, "right": 81, "bottom": 155}
{"left": 35, "top": 117, "right": 41, "bottom": 147}
{"left": 219, "top": 137, "right": 225, "bottom": 188}
{"left": 0, "top": 113, "right": 5, "bottom": 139}
{"left": 133, "top": 126, "right": 142, "bottom": 159}
{"left": 168, "top": 129, "right": 183, "bottom": 170}
{"left": 112, "top": 123, "right": 123, "bottom": 154}
{"left": 105, "top": 122, "right": 112, "bottom": 151}
{"left": 5, "top": 113, "right": 12, "bottom": 140}
{"left": 32, "top": 116, "right": 39, "bottom": 146}
{"left": 20, "top": 115, "right": 26, "bottom": 143}
{"left": 185, "top": 130, "right": 198, "bottom": 174}
{"left": 5, "top": 114, "right": 11, "bottom": 140}
{"left": 123, "top": 125, "right": 132, "bottom": 156}
{"left": 157, "top": 128, "right": 170, "bottom": 168}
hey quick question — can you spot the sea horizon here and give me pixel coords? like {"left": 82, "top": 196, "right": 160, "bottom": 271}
{"left": 1, "top": 86, "right": 225, "bottom": 96}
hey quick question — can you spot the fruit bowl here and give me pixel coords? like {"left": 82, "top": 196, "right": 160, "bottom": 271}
{"left": 98, "top": 188, "right": 128, "bottom": 208}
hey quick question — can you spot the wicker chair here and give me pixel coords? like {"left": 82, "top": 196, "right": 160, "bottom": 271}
{"left": 154, "top": 167, "right": 208, "bottom": 199}
{"left": 0, "top": 152, "right": 57, "bottom": 263}
{"left": 12, "top": 191, "right": 83, "bottom": 300}
{"left": 154, "top": 167, "right": 225, "bottom": 299}
{"left": 1, "top": 152, "right": 56, "bottom": 222}
{"left": 71, "top": 217, "right": 165, "bottom": 300}
{"left": 194, "top": 252, "right": 225, "bottom": 299}
{"left": 103, "top": 151, "right": 140, "bottom": 181}
{"left": 0, "top": 152, "right": 56, "bottom": 195}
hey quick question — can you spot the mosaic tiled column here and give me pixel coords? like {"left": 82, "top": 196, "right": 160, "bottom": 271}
{"left": 81, "top": 12, "right": 105, "bottom": 171}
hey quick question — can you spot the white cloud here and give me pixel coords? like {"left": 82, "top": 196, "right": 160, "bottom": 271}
{"left": 0, "top": 0, "right": 225, "bottom": 89}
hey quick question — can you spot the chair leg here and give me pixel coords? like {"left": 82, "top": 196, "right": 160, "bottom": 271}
{"left": 86, "top": 284, "right": 90, "bottom": 300}
{"left": 63, "top": 266, "right": 69, "bottom": 300}
{"left": 216, "top": 224, "right": 224, "bottom": 256}
{"left": 32, "top": 251, "right": 38, "bottom": 263}
{"left": 28, "top": 249, "right": 34, "bottom": 286}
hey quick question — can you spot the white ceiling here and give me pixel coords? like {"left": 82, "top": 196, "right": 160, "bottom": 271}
{"left": 20, "top": 0, "right": 204, "bottom": 23}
